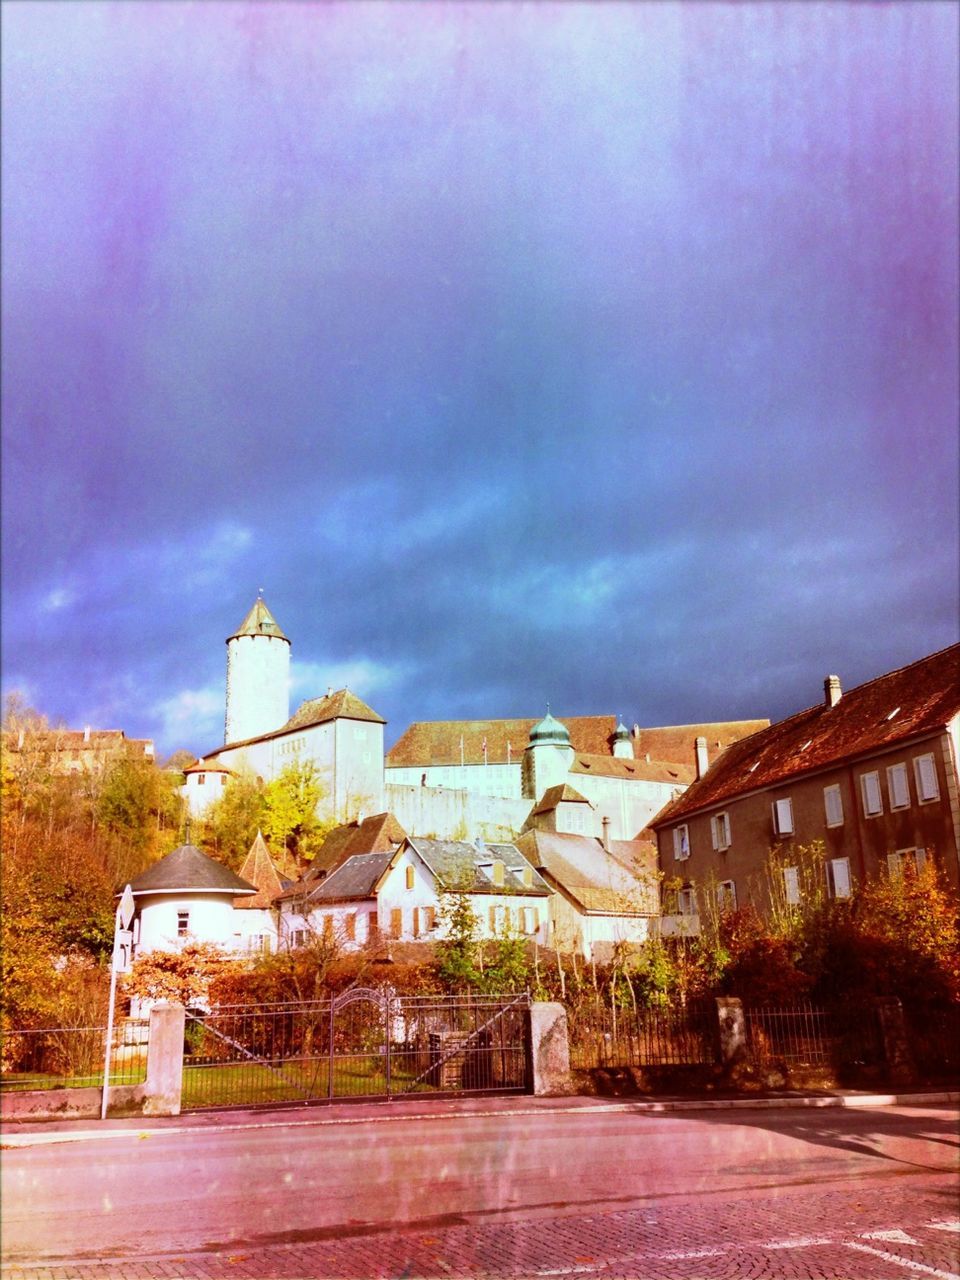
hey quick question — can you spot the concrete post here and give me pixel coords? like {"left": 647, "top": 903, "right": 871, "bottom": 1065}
{"left": 716, "top": 997, "right": 747, "bottom": 1067}
{"left": 874, "top": 997, "right": 916, "bottom": 1085}
{"left": 529, "top": 1002, "right": 572, "bottom": 1096}
{"left": 142, "top": 1001, "right": 186, "bottom": 1116}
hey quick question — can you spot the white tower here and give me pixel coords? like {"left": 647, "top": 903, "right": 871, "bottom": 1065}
{"left": 224, "top": 596, "right": 290, "bottom": 744}
{"left": 521, "top": 710, "right": 575, "bottom": 800}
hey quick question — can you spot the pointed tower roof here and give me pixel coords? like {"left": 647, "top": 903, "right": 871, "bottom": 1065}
{"left": 234, "top": 830, "right": 288, "bottom": 908}
{"left": 613, "top": 719, "right": 630, "bottom": 742}
{"left": 128, "top": 844, "right": 256, "bottom": 896}
{"left": 228, "top": 596, "right": 289, "bottom": 643}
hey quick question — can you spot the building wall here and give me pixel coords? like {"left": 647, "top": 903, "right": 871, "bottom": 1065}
{"left": 183, "top": 770, "right": 230, "bottom": 817}
{"left": 386, "top": 762, "right": 522, "bottom": 797}
{"left": 659, "top": 730, "right": 960, "bottom": 917}
{"left": 134, "top": 893, "right": 243, "bottom": 955}
{"left": 385, "top": 783, "right": 533, "bottom": 841}
{"left": 571, "top": 774, "right": 679, "bottom": 841}
{"left": 333, "top": 718, "right": 385, "bottom": 819}
{"left": 224, "top": 633, "right": 290, "bottom": 744}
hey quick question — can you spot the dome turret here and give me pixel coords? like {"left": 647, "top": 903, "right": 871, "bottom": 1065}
{"left": 528, "top": 709, "right": 571, "bottom": 747}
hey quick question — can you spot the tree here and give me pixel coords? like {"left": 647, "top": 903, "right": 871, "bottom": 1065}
{"left": 201, "top": 767, "right": 267, "bottom": 870}
{"left": 261, "top": 761, "right": 332, "bottom": 865}
{"left": 123, "top": 943, "right": 233, "bottom": 1006}
{"left": 435, "top": 894, "right": 481, "bottom": 991}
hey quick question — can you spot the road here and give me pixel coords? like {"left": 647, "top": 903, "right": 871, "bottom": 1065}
{"left": 2, "top": 1098, "right": 959, "bottom": 1278}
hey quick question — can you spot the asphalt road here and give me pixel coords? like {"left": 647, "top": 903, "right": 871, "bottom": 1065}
{"left": 2, "top": 1100, "right": 959, "bottom": 1278}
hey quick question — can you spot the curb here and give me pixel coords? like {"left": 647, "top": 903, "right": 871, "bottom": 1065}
{"left": 2, "top": 1090, "right": 957, "bottom": 1148}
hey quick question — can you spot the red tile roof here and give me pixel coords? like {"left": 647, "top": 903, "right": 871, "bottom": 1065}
{"left": 284, "top": 689, "right": 385, "bottom": 730}
{"left": 387, "top": 716, "right": 618, "bottom": 766}
{"left": 630, "top": 721, "right": 770, "bottom": 767}
{"left": 653, "top": 644, "right": 960, "bottom": 825}
{"left": 276, "top": 812, "right": 408, "bottom": 899}
{"left": 531, "top": 784, "right": 592, "bottom": 815}
{"left": 570, "top": 754, "right": 696, "bottom": 783}
{"left": 233, "top": 831, "right": 287, "bottom": 909}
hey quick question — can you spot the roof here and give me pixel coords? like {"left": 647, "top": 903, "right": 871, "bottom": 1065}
{"left": 305, "top": 851, "right": 397, "bottom": 903}
{"left": 528, "top": 711, "right": 571, "bottom": 746}
{"left": 303, "top": 812, "right": 408, "bottom": 882}
{"left": 630, "top": 721, "right": 770, "bottom": 767}
{"left": 228, "top": 597, "right": 289, "bottom": 642}
{"left": 386, "top": 716, "right": 618, "bottom": 767}
{"left": 283, "top": 689, "right": 385, "bottom": 730}
{"left": 233, "top": 832, "right": 287, "bottom": 909}
{"left": 4, "top": 728, "right": 154, "bottom": 757}
{"left": 128, "top": 844, "right": 256, "bottom": 896}
{"left": 183, "top": 759, "right": 233, "bottom": 776}
{"left": 516, "top": 831, "right": 658, "bottom": 915}
{"left": 531, "top": 784, "right": 592, "bottom": 815}
{"left": 653, "top": 644, "right": 960, "bottom": 826}
{"left": 408, "top": 839, "right": 551, "bottom": 896}
{"left": 570, "top": 754, "right": 695, "bottom": 784}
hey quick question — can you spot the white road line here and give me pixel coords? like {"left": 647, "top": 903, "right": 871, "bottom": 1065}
{"left": 864, "top": 1230, "right": 921, "bottom": 1244}
{"left": 929, "top": 1221, "right": 960, "bottom": 1234}
{"left": 657, "top": 1247, "right": 728, "bottom": 1259}
{"left": 847, "top": 1242, "right": 960, "bottom": 1280}
{"left": 762, "top": 1237, "right": 834, "bottom": 1249}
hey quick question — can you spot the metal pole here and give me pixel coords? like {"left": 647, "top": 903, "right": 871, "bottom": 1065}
{"left": 327, "top": 999, "right": 335, "bottom": 1100}
{"left": 384, "top": 995, "right": 391, "bottom": 1097}
{"left": 100, "top": 903, "right": 122, "bottom": 1121}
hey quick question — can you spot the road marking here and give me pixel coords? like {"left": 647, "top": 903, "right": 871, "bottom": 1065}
{"left": 863, "top": 1229, "right": 920, "bottom": 1244}
{"left": 929, "top": 1221, "right": 960, "bottom": 1233}
{"left": 762, "top": 1237, "right": 833, "bottom": 1249}
{"left": 657, "top": 1247, "right": 728, "bottom": 1259}
{"left": 847, "top": 1242, "right": 960, "bottom": 1279}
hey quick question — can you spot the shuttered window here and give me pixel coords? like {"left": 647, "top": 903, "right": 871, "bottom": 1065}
{"left": 772, "top": 798, "right": 794, "bottom": 836}
{"left": 860, "top": 771, "right": 883, "bottom": 816}
{"left": 914, "top": 754, "right": 939, "bottom": 803}
{"left": 783, "top": 866, "right": 800, "bottom": 906}
{"left": 823, "top": 784, "right": 844, "bottom": 828}
{"left": 345, "top": 913, "right": 356, "bottom": 942}
{"left": 390, "top": 908, "right": 403, "bottom": 939}
{"left": 711, "top": 813, "right": 731, "bottom": 851}
{"left": 887, "top": 763, "right": 910, "bottom": 810}
{"left": 716, "top": 880, "right": 737, "bottom": 912}
{"left": 827, "top": 857, "right": 851, "bottom": 899}
{"left": 673, "top": 825, "right": 690, "bottom": 860}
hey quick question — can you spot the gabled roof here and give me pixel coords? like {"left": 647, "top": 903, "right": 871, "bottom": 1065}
{"left": 408, "top": 839, "right": 551, "bottom": 897}
{"left": 531, "top": 784, "right": 592, "bottom": 815}
{"left": 386, "top": 716, "right": 618, "bottom": 766}
{"left": 516, "top": 831, "right": 658, "bottom": 915}
{"left": 234, "top": 831, "right": 287, "bottom": 909}
{"left": 570, "top": 754, "right": 695, "bottom": 784}
{"left": 305, "top": 851, "right": 397, "bottom": 903}
{"left": 183, "top": 759, "right": 233, "bottom": 776}
{"left": 283, "top": 689, "right": 385, "bottom": 730}
{"left": 302, "top": 811, "right": 408, "bottom": 882}
{"left": 228, "top": 597, "right": 289, "bottom": 642}
{"left": 128, "top": 844, "right": 256, "bottom": 896}
{"left": 653, "top": 644, "right": 960, "bottom": 826}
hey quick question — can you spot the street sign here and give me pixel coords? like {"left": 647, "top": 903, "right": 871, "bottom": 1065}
{"left": 113, "top": 928, "right": 133, "bottom": 974}
{"left": 118, "top": 884, "right": 135, "bottom": 930}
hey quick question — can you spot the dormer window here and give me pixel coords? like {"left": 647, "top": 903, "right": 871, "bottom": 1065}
{"left": 491, "top": 859, "right": 505, "bottom": 887}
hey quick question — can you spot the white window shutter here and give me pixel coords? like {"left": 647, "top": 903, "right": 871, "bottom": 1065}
{"left": 710, "top": 817, "right": 718, "bottom": 850}
{"left": 774, "top": 798, "right": 793, "bottom": 835}
{"left": 888, "top": 763, "right": 909, "bottom": 809}
{"left": 915, "top": 754, "right": 939, "bottom": 802}
{"left": 831, "top": 858, "right": 851, "bottom": 899}
{"left": 915, "top": 846, "right": 927, "bottom": 871}
{"left": 887, "top": 852, "right": 901, "bottom": 878}
{"left": 862, "top": 772, "right": 882, "bottom": 815}
{"left": 824, "top": 785, "right": 843, "bottom": 827}
{"left": 783, "top": 866, "right": 800, "bottom": 905}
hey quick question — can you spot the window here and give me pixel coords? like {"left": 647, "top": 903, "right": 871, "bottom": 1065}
{"left": 368, "top": 911, "right": 379, "bottom": 940}
{"left": 827, "top": 857, "right": 851, "bottom": 899}
{"left": 220, "top": 774, "right": 227, "bottom": 786}
{"left": 323, "top": 915, "right": 334, "bottom": 941}
{"left": 772, "top": 798, "right": 794, "bottom": 836}
{"left": 197, "top": 774, "right": 205, "bottom": 786}
{"left": 673, "top": 825, "right": 690, "bottom": 861}
{"left": 390, "top": 908, "right": 403, "bottom": 939}
{"left": 860, "top": 771, "right": 883, "bottom": 817}
{"left": 677, "top": 887, "right": 697, "bottom": 916}
{"left": 292, "top": 929, "right": 306, "bottom": 949}
{"left": 345, "top": 913, "right": 356, "bottom": 942}
{"left": 887, "top": 763, "right": 910, "bottom": 810}
{"left": 177, "top": 911, "right": 190, "bottom": 937}
{"left": 423, "top": 906, "right": 436, "bottom": 932}
{"left": 914, "top": 753, "right": 940, "bottom": 803}
{"left": 823, "top": 784, "right": 844, "bottom": 828}
{"left": 412, "top": 908, "right": 420, "bottom": 938}
{"left": 710, "top": 812, "right": 731, "bottom": 851}
{"left": 405, "top": 865, "right": 415, "bottom": 891}
{"left": 491, "top": 860, "right": 505, "bottom": 887}
{"left": 783, "top": 866, "right": 801, "bottom": 906}
{"left": 887, "top": 847, "right": 927, "bottom": 879}
{"left": 716, "top": 880, "right": 737, "bottom": 912}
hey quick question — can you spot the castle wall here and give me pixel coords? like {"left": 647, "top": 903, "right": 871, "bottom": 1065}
{"left": 385, "top": 783, "right": 532, "bottom": 841}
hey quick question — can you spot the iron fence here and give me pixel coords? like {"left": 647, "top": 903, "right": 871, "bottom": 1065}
{"left": 183, "top": 991, "right": 531, "bottom": 1110}
{"left": 743, "top": 1003, "right": 883, "bottom": 1070}
{"left": 568, "top": 1000, "right": 717, "bottom": 1070}
{"left": 905, "top": 1005, "right": 960, "bottom": 1080}
{"left": 0, "top": 1019, "right": 150, "bottom": 1092}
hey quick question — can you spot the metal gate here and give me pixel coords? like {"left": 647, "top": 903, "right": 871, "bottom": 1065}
{"left": 182, "top": 991, "right": 531, "bottom": 1110}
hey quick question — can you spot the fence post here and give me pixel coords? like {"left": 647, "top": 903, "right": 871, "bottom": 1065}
{"left": 874, "top": 997, "right": 916, "bottom": 1085}
{"left": 142, "top": 1002, "right": 186, "bottom": 1116}
{"left": 716, "top": 997, "right": 747, "bottom": 1070}
{"left": 529, "top": 1002, "right": 572, "bottom": 1096}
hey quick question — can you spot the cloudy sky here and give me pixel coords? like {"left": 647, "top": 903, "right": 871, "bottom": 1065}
{"left": 2, "top": 1, "right": 957, "bottom": 760}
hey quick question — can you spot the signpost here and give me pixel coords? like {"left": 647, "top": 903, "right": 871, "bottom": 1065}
{"left": 100, "top": 884, "right": 135, "bottom": 1121}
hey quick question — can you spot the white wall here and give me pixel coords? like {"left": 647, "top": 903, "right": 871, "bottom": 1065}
{"left": 386, "top": 762, "right": 522, "bottom": 797}
{"left": 182, "top": 770, "right": 230, "bottom": 817}
{"left": 225, "top": 633, "right": 290, "bottom": 744}
{"left": 135, "top": 893, "right": 242, "bottom": 955}
{"left": 385, "top": 783, "right": 532, "bottom": 841}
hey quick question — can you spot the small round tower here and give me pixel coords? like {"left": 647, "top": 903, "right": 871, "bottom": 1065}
{"left": 224, "top": 595, "right": 290, "bottom": 744}
{"left": 522, "top": 708, "right": 575, "bottom": 799}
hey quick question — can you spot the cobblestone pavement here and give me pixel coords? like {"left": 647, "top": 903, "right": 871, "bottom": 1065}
{"left": 3, "top": 1174, "right": 958, "bottom": 1280}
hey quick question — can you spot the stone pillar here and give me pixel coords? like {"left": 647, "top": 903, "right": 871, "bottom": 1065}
{"left": 716, "top": 997, "right": 747, "bottom": 1067}
{"left": 143, "top": 1001, "right": 186, "bottom": 1116}
{"left": 875, "top": 997, "right": 916, "bottom": 1085}
{"left": 529, "top": 1002, "right": 572, "bottom": 1096}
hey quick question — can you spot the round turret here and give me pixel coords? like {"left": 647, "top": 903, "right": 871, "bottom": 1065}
{"left": 224, "top": 596, "right": 291, "bottom": 744}
{"left": 528, "top": 710, "right": 571, "bottom": 748}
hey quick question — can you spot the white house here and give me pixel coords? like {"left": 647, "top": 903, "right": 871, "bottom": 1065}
{"left": 278, "top": 837, "right": 552, "bottom": 950}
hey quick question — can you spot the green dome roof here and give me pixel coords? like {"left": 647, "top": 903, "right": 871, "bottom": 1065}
{"left": 529, "top": 710, "right": 571, "bottom": 747}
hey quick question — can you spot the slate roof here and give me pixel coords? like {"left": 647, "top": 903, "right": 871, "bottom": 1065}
{"left": 304, "top": 851, "right": 397, "bottom": 903}
{"left": 128, "top": 844, "right": 256, "bottom": 896}
{"left": 408, "top": 839, "right": 551, "bottom": 897}
{"left": 228, "top": 597, "right": 289, "bottom": 642}
{"left": 271, "top": 813, "right": 409, "bottom": 903}
{"left": 531, "top": 784, "right": 592, "bottom": 815}
{"left": 386, "top": 716, "right": 618, "bottom": 766}
{"left": 570, "top": 754, "right": 695, "bottom": 784}
{"left": 234, "top": 831, "right": 287, "bottom": 909}
{"left": 516, "top": 831, "right": 658, "bottom": 915}
{"left": 653, "top": 644, "right": 960, "bottom": 826}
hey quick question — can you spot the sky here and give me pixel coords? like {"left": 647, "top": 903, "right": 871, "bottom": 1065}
{"left": 2, "top": 0, "right": 958, "bottom": 761}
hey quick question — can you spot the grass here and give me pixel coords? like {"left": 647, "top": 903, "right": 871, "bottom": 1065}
{"left": 180, "top": 1053, "right": 448, "bottom": 1107}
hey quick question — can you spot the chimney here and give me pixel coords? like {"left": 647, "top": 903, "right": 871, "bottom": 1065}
{"left": 695, "top": 736, "right": 709, "bottom": 780}
{"left": 83, "top": 725, "right": 91, "bottom": 743}
{"left": 326, "top": 686, "right": 333, "bottom": 697}
{"left": 601, "top": 815, "right": 611, "bottom": 852}
{"left": 824, "top": 675, "right": 842, "bottom": 708}
{"left": 631, "top": 724, "right": 640, "bottom": 739}
{"left": 17, "top": 730, "right": 24, "bottom": 749}
{"left": 356, "top": 810, "right": 365, "bottom": 826}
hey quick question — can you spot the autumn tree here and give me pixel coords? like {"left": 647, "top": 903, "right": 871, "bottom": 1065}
{"left": 200, "top": 766, "right": 267, "bottom": 870}
{"left": 261, "top": 760, "right": 333, "bottom": 865}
